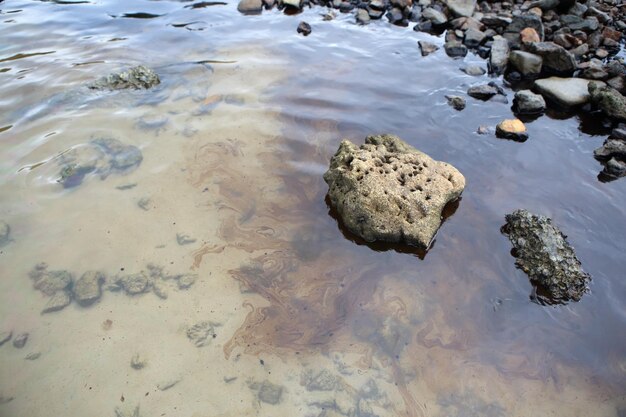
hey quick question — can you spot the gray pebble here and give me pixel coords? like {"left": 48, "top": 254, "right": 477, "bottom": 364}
{"left": 13, "top": 333, "right": 28, "bottom": 349}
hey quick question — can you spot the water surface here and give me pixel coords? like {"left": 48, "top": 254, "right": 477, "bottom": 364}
{"left": 0, "top": 1, "right": 625, "bottom": 416}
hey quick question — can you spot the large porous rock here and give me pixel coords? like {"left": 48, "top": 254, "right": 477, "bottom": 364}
{"left": 534, "top": 77, "right": 604, "bottom": 108}
{"left": 501, "top": 209, "right": 590, "bottom": 304}
{"left": 324, "top": 134, "right": 465, "bottom": 248}
{"left": 89, "top": 66, "right": 160, "bottom": 90}
{"left": 588, "top": 83, "right": 626, "bottom": 121}
{"left": 527, "top": 42, "right": 576, "bottom": 75}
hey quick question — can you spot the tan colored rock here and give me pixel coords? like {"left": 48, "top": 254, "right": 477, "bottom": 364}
{"left": 528, "top": 6, "right": 542, "bottom": 17}
{"left": 323, "top": 134, "right": 465, "bottom": 248}
{"left": 520, "top": 27, "right": 540, "bottom": 44}
{"left": 496, "top": 119, "right": 528, "bottom": 141}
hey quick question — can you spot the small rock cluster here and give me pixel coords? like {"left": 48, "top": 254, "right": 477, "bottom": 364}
{"left": 594, "top": 126, "right": 626, "bottom": 180}
{"left": 236, "top": 0, "right": 626, "bottom": 181}
{"left": 89, "top": 65, "right": 160, "bottom": 90}
{"left": 28, "top": 262, "right": 198, "bottom": 314}
{"left": 324, "top": 134, "right": 465, "bottom": 248}
{"left": 57, "top": 137, "right": 143, "bottom": 188}
{"left": 501, "top": 209, "right": 591, "bottom": 304}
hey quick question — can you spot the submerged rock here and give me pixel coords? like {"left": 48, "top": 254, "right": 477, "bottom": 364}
{"left": 58, "top": 138, "right": 143, "bottom": 188}
{"left": 248, "top": 380, "right": 284, "bottom": 405}
{"left": 297, "top": 21, "right": 312, "bottom": 36}
{"left": 186, "top": 321, "right": 219, "bottom": 347}
{"left": 324, "top": 134, "right": 465, "bottom": 248}
{"left": 467, "top": 83, "right": 499, "bottom": 100}
{"left": 115, "top": 272, "right": 150, "bottom": 295}
{"left": 130, "top": 353, "right": 146, "bottom": 370}
{"left": 446, "top": 95, "right": 466, "bottom": 110}
{"left": 89, "top": 65, "right": 160, "bottom": 90}
{"left": 0, "top": 330, "right": 12, "bottom": 347}
{"left": 73, "top": 271, "right": 104, "bottom": 306}
{"left": 41, "top": 290, "right": 72, "bottom": 314}
{"left": 0, "top": 221, "right": 10, "bottom": 246}
{"left": 501, "top": 209, "right": 590, "bottom": 304}
{"left": 13, "top": 333, "right": 28, "bottom": 349}
{"left": 418, "top": 41, "right": 439, "bottom": 57}
{"left": 29, "top": 263, "right": 73, "bottom": 296}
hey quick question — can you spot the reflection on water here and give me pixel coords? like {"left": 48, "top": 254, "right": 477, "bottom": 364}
{"left": 0, "top": 0, "right": 625, "bottom": 416}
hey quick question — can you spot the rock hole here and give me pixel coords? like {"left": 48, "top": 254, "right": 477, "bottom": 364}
{"left": 425, "top": 195, "right": 431, "bottom": 201}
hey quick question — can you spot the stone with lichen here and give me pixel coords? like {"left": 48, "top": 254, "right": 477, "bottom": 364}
{"left": 501, "top": 209, "right": 590, "bottom": 304}
{"left": 89, "top": 65, "right": 160, "bottom": 90}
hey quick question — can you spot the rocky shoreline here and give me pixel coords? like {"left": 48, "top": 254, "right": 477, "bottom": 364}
{"left": 238, "top": 0, "right": 626, "bottom": 180}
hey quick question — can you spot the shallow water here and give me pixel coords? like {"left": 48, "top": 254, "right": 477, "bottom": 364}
{"left": 0, "top": 1, "right": 625, "bottom": 416}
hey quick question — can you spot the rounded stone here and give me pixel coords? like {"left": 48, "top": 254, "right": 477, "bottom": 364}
{"left": 496, "top": 119, "right": 528, "bottom": 141}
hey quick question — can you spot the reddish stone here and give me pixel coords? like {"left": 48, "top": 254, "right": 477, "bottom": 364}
{"left": 520, "top": 27, "right": 540, "bottom": 44}
{"left": 602, "top": 27, "right": 622, "bottom": 42}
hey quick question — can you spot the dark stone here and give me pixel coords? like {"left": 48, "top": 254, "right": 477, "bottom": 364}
{"left": 611, "top": 128, "right": 626, "bottom": 140}
{"left": 464, "top": 27, "right": 486, "bottom": 48}
{"left": 528, "top": 0, "right": 559, "bottom": 10}
{"left": 504, "top": 14, "right": 544, "bottom": 45}
{"left": 594, "top": 139, "right": 626, "bottom": 161}
{"left": 446, "top": 95, "right": 466, "bottom": 110}
{"left": 386, "top": 7, "right": 406, "bottom": 25}
{"left": 0, "top": 221, "right": 10, "bottom": 246}
{"left": 527, "top": 41, "right": 576, "bottom": 75}
{"left": 418, "top": 41, "right": 439, "bottom": 56}
{"left": 600, "top": 158, "right": 626, "bottom": 180}
{"left": 297, "top": 21, "right": 312, "bottom": 36}
{"left": 467, "top": 83, "right": 499, "bottom": 100}
{"left": 589, "top": 83, "right": 626, "bottom": 121}
{"left": 413, "top": 20, "right": 433, "bottom": 32}
{"left": 444, "top": 41, "right": 468, "bottom": 57}
{"left": 501, "top": 209, "right": 591, "bottom": 304}
{"left": 514, "top": 89, "right": 546, "bottom": 114}
{"left": 73, "top": 271, "right": 105, "bottom": 306}
{"left": 13, "top": 333, "right": 28, "bottom": 349}
{"left": 368, "top": 7, "right": 385, "bottom": 19}
{"left": 41, "top": 291, "right": 71, "bottom": 314}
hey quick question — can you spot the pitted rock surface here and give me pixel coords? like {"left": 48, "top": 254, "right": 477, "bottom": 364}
{"left": 501, "top": 209, "right": 590, "bottom": 304}
{"left": 324, "top": 134, "right": 465, "bottom": 248}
